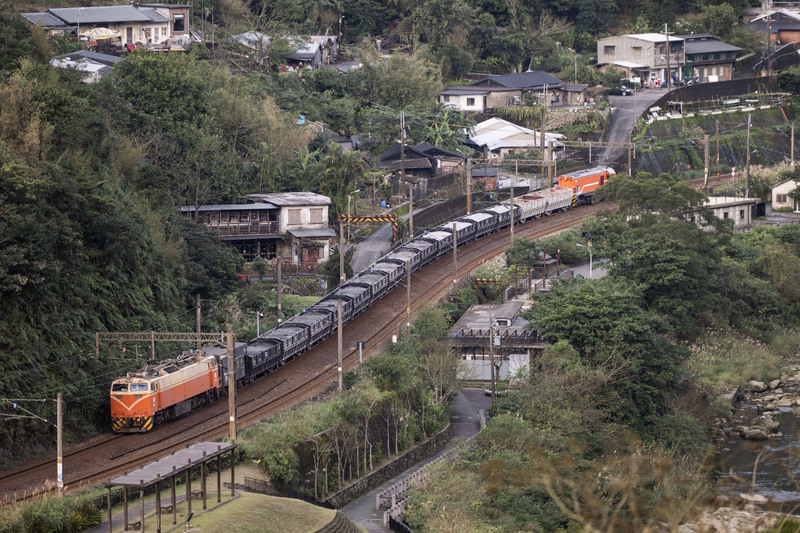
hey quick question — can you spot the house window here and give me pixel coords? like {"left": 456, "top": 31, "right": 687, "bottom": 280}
{"left": 632, "top": 46, "right": 642, "bottom": 57}
{"left": 310, "top": 208, "right": 323, "bottom": 224}
{"left": 288, "top": 209, "right": 301, "bottom": 225}
{"left": 466, "top": 97, "right": 475, "bottom": 106}
{"left": 220, "top": 212, "right": 229, "bottom": 223}
{"left": 739, "top": 209, "right": 745, "bottom": 220}
{"left": 173, "top": 14, "right": 185, "bottom": 32}
{"left": 604, "top": 45, "right": 615, "bottom": 57}
{"left": 154, "top": 27, "right": 159, "bottom": 40}
{"left": 778, "top": 194, "right": 788, "bottom": 203}
{"left": 239, "top": 212, "right": 248, "bottom": 222}
{"left": 723, "top": 212, "right": 729, "bottom": 219}
{"left": 442, "top": 95, "right": 450, "bottom": 102}
{"left": 164, "top": 26, "right": 169, "bottom": 37}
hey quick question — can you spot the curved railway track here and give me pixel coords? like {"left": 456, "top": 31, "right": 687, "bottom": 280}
{"left": 0, "top": 175, "right": 738, "bottom": 502}
{"left": 0, "top": 203, "right": 604, "bottom": 502}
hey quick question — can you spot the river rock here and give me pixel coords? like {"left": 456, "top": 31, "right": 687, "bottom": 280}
{"left": 740, "top": 427, "right": 770, "bottom": 440}
{"left": 749, "top": 380, "right": 769, "bottom": 393}
{"left": 770, "top": 379, "right": 781, "bottom": 389}
{"left": 776, "top": 398, "right": 795, "bottom": 407}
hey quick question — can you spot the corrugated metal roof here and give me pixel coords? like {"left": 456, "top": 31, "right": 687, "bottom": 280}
{"left": 247, "top": 192, "right": 331, "bottom": 206}
{"left": 54, "top": 50, "right": 122, "bottom": 66}
{"left": 179, "top": 203, "right": 278, "bottom": 212}
{"left": 470, "top": 118, "right": 564, "bottom": 150}
{"left": 105, "top": 442, "right": 236, "bottom": 488}
{"left": 136, "top": 7, "right": 170, "bottom": 23}
{"left": 49, "top": 6, "right": 153, "bottom": 24}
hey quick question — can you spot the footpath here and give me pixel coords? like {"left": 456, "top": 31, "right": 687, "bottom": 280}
{"left": 340, "top": 388, "right": 491, "bottom": 532}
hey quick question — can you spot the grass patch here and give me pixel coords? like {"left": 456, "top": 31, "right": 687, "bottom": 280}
{"left": 188, "top": 493, "right": 336, "bottom": 533}
{"left": 685, "top": 334, "right": 783, "bottom": 401}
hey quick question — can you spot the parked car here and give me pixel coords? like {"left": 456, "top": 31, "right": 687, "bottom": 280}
{"left": 608, "top": 86, "right": 633, "bottom": 96}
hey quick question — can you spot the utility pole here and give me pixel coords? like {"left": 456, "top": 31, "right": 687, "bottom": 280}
{"left": 339, "top": 220, "right": 345, "bottom": 287}
{"left": 409, "top": 181, "right": 414, "bottom": 238}
{"left": 716, "top": 118, "right": 720, "bottom": 165}
{"left": 466, "top": 159, "right": 472, "bottom": 214}
{"left": 664, "top": 23, "right": 672, "bottom": 90}
{"left": 226, "top": 330, "right": 236, "bottom": 442}
{"left": 746, "top": 113, "right": 751, "bottom": 198}
{"left": 196, "top": 294, "right": 201, "bottom": 351}
{"left": 767, "top": 9, "right": 772, "bottom": 75}
{"left": 628, "top": 136, "right": 632, "bottom": 176}
{"left": 540, "top": 107, "right": 546, "bottom": 179}
{"left": 792, "top": 123, "right": 796, "bottom": 168}
{"left": 347, "top": 195, "right": 351, "bottom": 243}
{"left": 547, "top": 142, "right": 554, "bottom": 185}
{"left": 405, "top": 259, "right": 411, "bottom": 334}
{"left": 400, "top": 112, "right": 407, "bottom": 202}
{"left": 337, "top": 299, "right": 343, "bottom": 391}
{"left": 704, "top": 134, "right": 710, "bottom": 189}
{"left": 452, "top": 222, "right": 458, "bottom": 286}
{"left": 489, "top": 318, "right": 496, "bottom": 408}
{"left": 509, "top": 182, "right": 515, "bottom": 242}
{"left": 57, "top": 393, "right": 63, "bottom": 496}
{"left": 276, "top": 257, "right": 282, "bottom": 324}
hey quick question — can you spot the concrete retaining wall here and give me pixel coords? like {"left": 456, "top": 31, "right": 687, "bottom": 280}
{"left": 320, "top": 424, "right": 452, "bottom": 509}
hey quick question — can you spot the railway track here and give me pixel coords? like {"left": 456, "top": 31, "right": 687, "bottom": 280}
{"left": 0, "top": 203, "right": 602, "bottom": 502}
{"left": 0, "top": 174, "right": 737, "bottom": 502}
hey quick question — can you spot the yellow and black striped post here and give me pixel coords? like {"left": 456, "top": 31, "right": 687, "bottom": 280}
{"left": 339, "top": 214, "right": 401, "bottom": 242}
{"left": 571, "top": 195, "right": 577, "bottom": 207}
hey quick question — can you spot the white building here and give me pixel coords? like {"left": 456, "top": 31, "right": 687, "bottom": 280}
{"left": 772, "top": 180, "right": 800, "bottom": 212}
{"left": 468, "top": 118, "right": 564, "bottom": 159}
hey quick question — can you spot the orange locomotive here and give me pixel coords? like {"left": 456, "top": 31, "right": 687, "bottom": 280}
{"left": 557, "top": 166, "right": 616, "bottom": 206}
{"left": 110, "top": 352, "right": 221, "bottom": 432}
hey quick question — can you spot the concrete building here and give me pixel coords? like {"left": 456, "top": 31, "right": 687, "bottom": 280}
{"left": 597, "top": 32, "right": 740, "bottom": 85}
{"left": 772, "top": 179, "right": 800, "bottom": 211}
{"left": 695, "top": 196, "right": 762, "bottom": 228}
{"left": 181, "top": 192, "right": 334, "bottom": 264}
{"left": 50, "top": 50, "right": 121, "bottom": 82}
{"left": 447, "top": 301, "right": 543, "bottom": 382}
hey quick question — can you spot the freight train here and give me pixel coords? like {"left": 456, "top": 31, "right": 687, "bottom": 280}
{"left": 109, "top": 166, "right": 615, "bottom": 432}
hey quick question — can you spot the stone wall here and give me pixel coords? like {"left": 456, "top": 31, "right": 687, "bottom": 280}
{"left": 320, "top": 424, "right": 453, "bottom": 508}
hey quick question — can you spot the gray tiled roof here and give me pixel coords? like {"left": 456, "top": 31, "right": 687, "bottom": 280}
{"left": 22, "top": 12, "right": 70, "bottom": 27}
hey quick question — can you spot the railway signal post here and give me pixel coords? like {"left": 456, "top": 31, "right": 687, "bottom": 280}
{"left": 452, "top": 223, "right": 458, "bottom": 286}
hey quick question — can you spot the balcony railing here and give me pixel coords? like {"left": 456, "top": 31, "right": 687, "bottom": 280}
{"left": 204, "top": 221, "right": 279, "bottom": 236}
{"left": 653, "top": 53, "right": 684, "bottom": 66}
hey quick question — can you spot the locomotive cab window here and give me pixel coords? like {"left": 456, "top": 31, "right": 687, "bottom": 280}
{"left": 111, "top": 383, "right": 128, "bottom": 392}
{"left": 130, "top": 383, "right": 149, "bottom": 391}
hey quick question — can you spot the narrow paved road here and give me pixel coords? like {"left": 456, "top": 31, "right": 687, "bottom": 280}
{"left": 341, "top": 388, "right": 491, "bottom": 532}
{"left": 601, "top": 88, "right": 668, "bottom": 162}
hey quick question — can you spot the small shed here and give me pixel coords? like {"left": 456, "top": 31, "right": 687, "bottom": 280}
{"left": 103, "top": 442, "right": 237, "bottom": 533}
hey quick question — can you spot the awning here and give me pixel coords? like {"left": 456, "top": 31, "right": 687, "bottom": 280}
{"left": 288, "top": 228, "right": 336, "bottom": 238}
{"left": 81, "top": 27, "right": 121, "bottom": 40}
{"left": 612, "top": 60, "right": 647, "bottom": 70}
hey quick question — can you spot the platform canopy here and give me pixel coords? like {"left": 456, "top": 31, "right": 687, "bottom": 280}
{"left": 105, "top": 442, "right": 235, "bottom": 488}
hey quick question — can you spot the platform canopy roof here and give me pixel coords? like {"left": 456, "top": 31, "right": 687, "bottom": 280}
{"left": 104, "top": 442, "right": 236, "bottom": 489}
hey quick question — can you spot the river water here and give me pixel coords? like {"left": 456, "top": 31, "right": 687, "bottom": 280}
{"left": 717, "top": 404, "right": 800, "bottom": 514}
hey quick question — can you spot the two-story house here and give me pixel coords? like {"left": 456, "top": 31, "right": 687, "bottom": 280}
{"left": 597, "top": 33, "right": 685, "bottom": 85}
{"left": 679, "top": 34, "right": 741, "bottom": 82}
{"left": 597, "top": 32, "right": 740, "bottom": 85}
{"left": 180, "top": 192, "right": 334, "bottom": 264}
{"left": 22, "top": 4, "right": 189, "bottom": 47}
